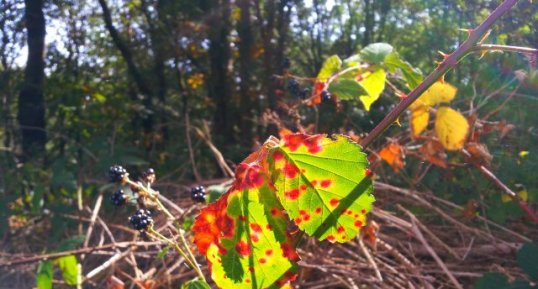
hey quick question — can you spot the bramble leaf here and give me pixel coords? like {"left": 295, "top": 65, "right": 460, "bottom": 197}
{"left": 193, "top": 162, "right": 298, "bottom": 289}
{"left": 56, "top": 255, "right": 80, "bottom": 286}
{"left": 435, "top": 107, "right": 469, "bottom": 150}
{"left": 317, "top": 55, "right": 342, "bottom": 82}
{"left": 358, "top": 69, "right": 386, "bottom": 111}
{"left": 268, "top": 134, "right": 374, "bottom": 243}
{"left": 379, "top": 143, "right": 405, "bottom": 173}
{"left": 360, "top": 43, "right": 393, "bottom": 64}
{"left": 328, "top": 79, "right": 367, "bottom": 100}
{"left": 418, "top": 81, "right": 457, "bottom": 106}
{"left": 410, "top": 103, "right": 429, "bottom": 137}
{"left": 384, "top": 52, "right": 423, "bottom": 89}
{"left": 36, "top": 260, "right": 53, "bottom": 289}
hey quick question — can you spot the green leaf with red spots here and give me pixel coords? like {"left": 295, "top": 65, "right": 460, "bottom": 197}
{"left": 268, "top": 134, "right": 374, "bottom": 243}
{"left": 193, "top": 162, "right": 299, "bottom": 289}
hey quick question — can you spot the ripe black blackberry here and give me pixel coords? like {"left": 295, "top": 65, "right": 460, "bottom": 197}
{"left": 141, "top": 168, "right": 156, "bottom": 183}
{"left": 191, "top": 185, "right": 206, "bottom": 203}
{"left": 111, "top": 189, "right": 126, "bottom": 206}
{"left": 321, "top": 90, "right": 332, "bottom": 102}
{"left": 287, "top": 79, "right": 300, "bottom": 96}
{"left": 109, "top": 165, "right": 127, "bottom": 183}
{"left": 129, "top": 209, "right": 153, "bottom": 231}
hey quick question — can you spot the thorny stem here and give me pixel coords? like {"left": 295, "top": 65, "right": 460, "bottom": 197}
{"left": 359, "top": 0, "right": 521, "bottom": 148}
{"left": 471, "top": 44, "right": 538, "bottom": 55}
{"left": 126, "top": 178, "right": 207, "bottom": 281}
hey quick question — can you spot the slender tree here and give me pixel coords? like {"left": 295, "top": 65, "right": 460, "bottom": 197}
{"left": 18, "top": 0, "right": 47, "bottom": 161}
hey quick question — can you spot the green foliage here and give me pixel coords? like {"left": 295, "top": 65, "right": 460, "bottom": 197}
{"left": 317, "top": 55, "right": 342, "bottom": 81}
{"left": 328, "top": 79, "right": 366, "bottom": 100}
{"left": 517, "top": 243, "right": 538, "bottom": 281}
{"left": 360, "top": 43, "right": 394, "bottom": 64}
{"left": 36, "top": 261, "right": 53, "bottom": 289}
{"left": 56, "top": 255, "right": 80, "bottom": 286}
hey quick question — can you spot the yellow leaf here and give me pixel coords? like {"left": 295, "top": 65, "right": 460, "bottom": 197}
{"left": 410, "top": 104, "right": 429, "bottom": 137}
{"left": 519, "top": 150, "right": 529, "bottom": 158}
{"left": 418, "top": 81, "right": 457, "bottom": 106}
{"left": 435, "top": 107, "right": 469, "bottom": 150}
{"left": 518, "top": 189, "right": 528, "bottom": 202}
{"left": 501, "top": 193, "right": 511, "bottom": 203}
{"left": 359, "top": 69, "right": 386, "bottom": 111}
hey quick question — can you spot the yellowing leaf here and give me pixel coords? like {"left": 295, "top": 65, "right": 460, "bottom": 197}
{"left": 435, "top": 107, "right": 469, "bottom": 150}
{"left": 358, "top": 69, "right": 386, "bottom": 111}
{"left": 379, "top": 143, "right": 405, "bottom": 173}
{"left": 418, "top": 81, "right": 457, "bottom": 106}
{"left": 410, "top": 104, "right": 429, "bottom": 137}
{"left": 317, "top": 55, "right": 342, "bottom": 82}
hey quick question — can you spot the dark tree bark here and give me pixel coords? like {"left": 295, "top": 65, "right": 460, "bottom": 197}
{"left": 207, "top": 0, "right": 234, "bottom": 144}
{"left": 237, "top": 0, "right": 254, "bottom": 145}
{"left": 362, "top": 0, "right": 374, "bottom": 46}
{"left": 18, "top": 0, "right": 46, "bottom": 160}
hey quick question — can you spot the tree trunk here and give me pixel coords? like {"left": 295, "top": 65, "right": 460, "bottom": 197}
{"left": 237, "top": 0, "right": 254, "bottom": 146}
{"left": 207, "top": 0, "right": 233, "bottom": 145}
{"left": 18, "top": 0, "right": 46, "bottom": 161}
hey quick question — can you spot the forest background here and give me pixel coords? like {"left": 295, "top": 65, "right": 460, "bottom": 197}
{"left": 0, "top": 0, "right": 537, "bottom": 288}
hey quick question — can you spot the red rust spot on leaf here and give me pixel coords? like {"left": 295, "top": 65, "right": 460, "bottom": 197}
{"left": 299, "top": 209, "right": 307, "bottom": 215}
{"left": 235, "top": 241, "right": 251, "bottom": 256}
{"left": 239, "top": 215, "right": 247, "bottom": 222}
{"left": 327, "top": 235, "right": 336, "bottom": 242}
{"left": 283, "top": 162, "right": 300, "bottom": 179}
{"left": 245, "top": 278, "right": 251, "bottom": 284}
{"left": 248, "top": 267, "right": 254, "bottom": 273}
{"left": 250, "top": 223, "right": 262, "bottom": 233}
{"left": 365, "top": 168, "right": 373, "bottom": 178}
{"left": 266, "top": 224, "right": 273, "bottom": 230}
{"left": 272, "top": 150, "right": 284, "bottom": 161}
{"left": 337, "top": 226, "right": 345, "bottom": 233}
{"left": 294, "top": 217, "right": 302, "bottom": 225}
{"left": 300, "top": 184, "right": 307, "bottom": 191}
{"left": 346, "top": 210, "right": 353, "bottom": 215}
{"left": 330, "top": 198, "right": 339, "bottom": 207}
{"left": 361, "top": 209, "right": 367, "bottom": 214}
{"left": 259, "top": 258, "right": 267, "bottom": 264}
{"left": 354, "top": 220, "right": 363, "bottom": 227}
{"left": 315, "top": 207, "right": 322, "bottom": 214}
{"left": 284, "top": 189, "right": 300, "bottom": 200}
{"left": 282, "top": 134, "right": 307, "bottom": 151}
{"left": 320, "top": 179, "right": 332, "bottom": 188}
{"left": 281, "top": 243, "right": 300, "bottom": 261}
{"left": 303, "top": 214, "right": 311, "bottom": 221}
{"left": 271, "top": 207, "right": 281, "bottom": 216}
{"left": 311, "top": 180, "right": 318, "bottom": 186}
{"left": 251, "top": 234, "right": 259, "bottom": 243}
{"left": 266, "top": 249, "right": 273, "bottom": 256}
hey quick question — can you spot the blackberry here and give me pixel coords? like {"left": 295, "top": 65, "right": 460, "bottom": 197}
{"left": 287, "top": 79, "right": 300, "bottom": 97}
{"left": 142, "top": 168, "right": 156, "bottom": 183}
{"left": 191, "top": 185, "right": 206, "bottom": 203}
{"left": 321, "top": 91, "right": 332, "bottom": 102}
{"left": 129, "top": 209, "right": 153, "bottom": 231}
{"left": 111, "top": 189, "right": 126, "bottom": 206}
{"left": 109, "top": 165, "right": 127, "bottom": 183}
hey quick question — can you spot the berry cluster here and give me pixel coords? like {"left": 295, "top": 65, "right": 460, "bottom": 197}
{"left": 111, "top": 189, "right": 126, "bottom": 206}
{"left": 286, "top": 79, "right": 311, "bottom": 99}
{"left": 129, "top": 209, "right": 153, "bottom": 231}
{"left": 191, "top": 186, "right": 206, "bottom": 203}
{"left": 109, "top": 165, "right": 127, "bottom": 183}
